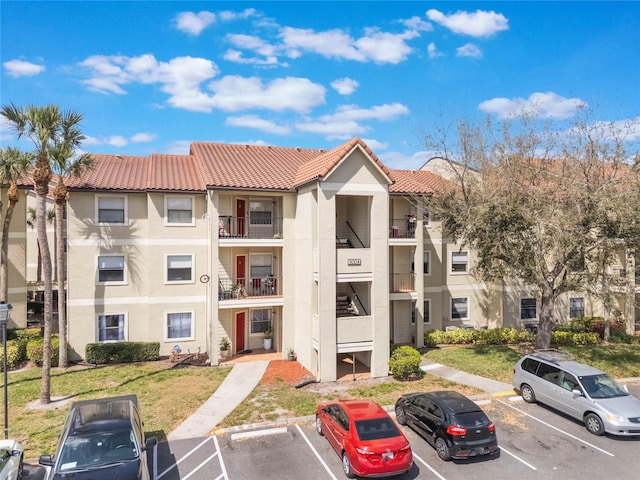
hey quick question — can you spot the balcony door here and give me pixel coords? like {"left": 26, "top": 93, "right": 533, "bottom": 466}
{"left": 236, "top": 199, "right": 246, "bottom": 236}
{"left": 235, "top": 311, "right": 246, "bottom": 352}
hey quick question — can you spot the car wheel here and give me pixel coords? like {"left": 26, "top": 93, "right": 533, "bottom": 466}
{"left": 342, "top": 452, "right": 355, "bottom": 478}
{"left": 520, "top": 384, "right": 536, "bottom": 403}
{"left": 435, "top": 437, "right": 451, "bottom": 461}
{"left": 395, "top": 405, "right": 407, "bottom": 425}
{"left": 585, "top": 413, "right": 605, "bottom": 436}
{"left": 315, "top": 415, "right": 324, "bottom": 436}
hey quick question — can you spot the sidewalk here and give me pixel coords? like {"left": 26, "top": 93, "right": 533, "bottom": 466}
{"left": 167, "top": 360, "right": 269, "bottom": 440}
{"left": 419, "top": 358, "right": 515, "bottom": 395}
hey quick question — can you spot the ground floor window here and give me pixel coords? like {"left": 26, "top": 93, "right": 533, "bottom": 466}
{"left": 569, "top": 297, "right": 584, "bottom": 318}
{"left": 520, "top": 298, "right": 537, "bottom": 320}
{"left": 251, "top": 309, "right": 272, "bottom": 334}
{"left": 424, "top": 299, "right": 431, "bottom": 324}
{"left": 451, "top": 297, "right": 469, "bottom": 320}
{"left": 166, "top": 312, "right": 193, "bottom": 340}
{"left": 98, "top": 314, "right": 125, "bottom": 341}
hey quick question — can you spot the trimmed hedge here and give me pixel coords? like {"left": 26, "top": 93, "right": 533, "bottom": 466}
{"left": 424, "top": 328, "right": 533, "bottom": 347}
{"left": 85, "top": 342, "right": 160, "bottom": 365}
{"left": 0, "top": 340, "right": 24, "bottom": 371}
{"left": 389, "top": 345, "right": 422, "bottom": 380}
{"left": 26, "top": 335, "right": 61, "bottom": 367}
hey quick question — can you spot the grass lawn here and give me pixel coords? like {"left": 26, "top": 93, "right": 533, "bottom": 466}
{"left": 4, "top": 362, "right": 231, "bottom": 459}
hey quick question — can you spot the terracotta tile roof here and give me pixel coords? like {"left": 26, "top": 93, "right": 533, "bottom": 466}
{"left": 294, "top": 137, "right": 394, "bottom": 187}
{"left": 389, "top": 169, "right": 450, "bottom": 195}
{"left": 190, "top": 142, "right": 324, "bottom": 190}
{"left": 148, "top": 154, "right": 203, "bottom": 191}
{"left": 65, "top": 154, "right": 149, "bottom": 191}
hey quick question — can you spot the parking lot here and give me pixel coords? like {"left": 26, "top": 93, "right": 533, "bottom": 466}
{"left": 147, "top": 385, "right": 639, "bottom": 480}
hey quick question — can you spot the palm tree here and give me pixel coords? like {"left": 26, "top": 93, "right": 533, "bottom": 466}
{"left": 50, "top": 144, "right": 93, "bottom": 367}
{"left": 0, "top": 147, "right": 34, "bottom": 302}
{"left": 1, "top": 104, "right": 88, "bottom": 404}
{"left": 26, "top": 206, "right": 55, "bottom": 284}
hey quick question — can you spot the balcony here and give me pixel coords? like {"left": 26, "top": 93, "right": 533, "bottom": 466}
{"left": 390, "top": 273, "right": 416, "bottom": 293}
{"left": 337, "top": 315, "right": 373, "bottom": 344}
{"left": 218, "top": 276, "right": 279, "bottom": 300}
{"left": 389, "top": 217, "right": 416, "bottom": 239}
{"left": 218, "top": 216, "right": 283, "bottom": 240}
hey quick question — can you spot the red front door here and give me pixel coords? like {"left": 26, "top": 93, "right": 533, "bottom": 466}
{"left": 236, "top": 199, "right": 246, "bottom": 236}
{"left": 236, "top": 255, "right": 246, "bottom": 287}
{"left": 235, "top": 312, "right": 246, "bottom": 352}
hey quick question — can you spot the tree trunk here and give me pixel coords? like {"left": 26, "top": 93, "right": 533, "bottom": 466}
{"left": 535, "top": 285, "right": 556, "bottom": 349}
{"left": 55, "top": 199, "right": 67, "bottom": 368}
{"left": 0, "top": 202, "right": 9, "bottom": 303}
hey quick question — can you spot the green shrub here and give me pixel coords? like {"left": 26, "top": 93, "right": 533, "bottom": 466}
{"left": 0, "top": 340, "right": 25, "bottom": 370}
{"left": 551, "top": 331, "right": 599, "bottom": 346}
{"left": 424, "top": 327, "right": 533, "bottom": 346}
{"left": 85, "top": 342, "right": 160, "bottom": 365}
{"left": 26, "top": 335, "right": 61, "bottom": 367}
{"left": 389, "top": 345, "right": 422, "bottom": 380}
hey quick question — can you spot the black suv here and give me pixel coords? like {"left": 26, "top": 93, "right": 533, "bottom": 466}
{"left": 395, "top": 391, "right": 499, "bottom": 461}
{"left": 39, "top": 395, "right": 157, "bottom": 480}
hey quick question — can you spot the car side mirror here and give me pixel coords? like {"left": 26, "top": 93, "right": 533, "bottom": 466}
{"left": 39, "top": 454, "right": 54, "bottom": 466}
{"left": 143, "top": 437, "right": 158, "bottom": 451}
{"left": 11, "top": 450, "right": 21, "bottom": 457}
{"left": 572, "top": 388, "right": 583, "bottom": 396}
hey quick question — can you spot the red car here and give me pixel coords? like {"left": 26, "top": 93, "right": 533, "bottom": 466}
{"left": 315, "top": 399, "right": 413, "bottom": 478}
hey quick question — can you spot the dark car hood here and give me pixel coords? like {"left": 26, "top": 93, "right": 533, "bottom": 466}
{"left": 51, "top": 459, "right": 143, "bottom": 480}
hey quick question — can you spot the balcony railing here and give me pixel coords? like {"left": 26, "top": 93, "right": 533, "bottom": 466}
{"left": 218, "top": 216, "right": 283, "bottom": 239}
{"left": 218, "top": 276, "right": 279, "bottom": 299}
{"left": 389, "top": 217, "right": 416, "bottom": 239}
{"left": 390, "top": 273, "right": 416, "bottom": 293}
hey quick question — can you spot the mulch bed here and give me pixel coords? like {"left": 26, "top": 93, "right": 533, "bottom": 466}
{"left": 260, "top": 360, "right": 315, "bottom": 385}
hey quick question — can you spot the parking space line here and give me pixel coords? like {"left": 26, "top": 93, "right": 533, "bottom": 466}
{"left": 230, "top": 426, "right": 288, "bottom": 440}
{"left": 411, "top": 452, "right": 447, "bottom": 480}
{"left": 499, "top": 446, "right": 537, "bottom": 470}
{"left": 181, "top": 452, "right": 217, "bottom": 480}
{"left": 295, "top": 424, "right": 339, "bottom": 480}
{"left": 214, "top": 435, "right": 229, "bottom": 480}
{"left": 496, "top": 399, "right": 615, "bottom": 457}
{"left": 158, "top": 437, "right": 215, "bottom": 479}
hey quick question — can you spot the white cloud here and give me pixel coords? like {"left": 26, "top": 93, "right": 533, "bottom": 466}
{"left": 325, "top": 103, "right": 410, "bottom": 122}
{"left": 331, "top": 78, "right": 359, "bottom": 95}
{"left": 479, "top": 92, "right": 587, "bottom": 119}
{"left": 362, "top": 138, "right": 388, "bottom": 151}
{"left": 166, "top": 140, "right": 193, "bottom": 155}
{"left": 427, "top": 43, "right": 443, "bottom": 58}
{"left": 218, "top": 8, "right": 258, "bottom": 21}
{"left": 175, "top": 11, "right": 216, "bottom": 35}
{"left": 108, "top": 136, "right": 128, "bottom": 147}
{"left": 399, "top": 16, "right": 433, "bottom": 32}
{"left": 296, "top": 119, "right": 369, "bottom": 139}
{"left": 207, "top": 75, "right": 326, "bottom": 113}
{"left": 3, "top": 59, "right": 45, "bottom": 77}
{"left": 226, "top": 115, "right": 291, "bottom": 135}
{"left": 378, "top": 150, "right": 428, "bottom": 170}
{"left": 426, "top": 9, "right": 509, "bottom": 37}
{"left": 130, "top": 133, "right": 156, "bottom": 143}
{"left": 83, "top": 132, "right": 157, "bottom": 147}
{"left": 456, "top": 43, "right": 483, "bottom": 58}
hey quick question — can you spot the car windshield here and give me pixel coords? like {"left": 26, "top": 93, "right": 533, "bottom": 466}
{"left": 580, "top": 374, "right": 629, "bottom": 399}
{"left": 355, "top": 417, "right": 401, "bottom": 441}
{"left": 57, "top": 428, "right": 138, "bottom": 471}
{"left": 452, "top": 411, "right": 489, "bottom": 428}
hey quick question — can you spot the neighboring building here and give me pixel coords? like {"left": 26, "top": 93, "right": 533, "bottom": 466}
{"left": 2, "top": 139, "right": 639, "bottom": 382}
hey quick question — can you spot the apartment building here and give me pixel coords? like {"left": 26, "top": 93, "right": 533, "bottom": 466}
{"left": 3, "top": 138, "right": 638, "bottom": 382}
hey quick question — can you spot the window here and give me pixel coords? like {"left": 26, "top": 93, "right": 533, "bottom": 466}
{"left": 249, "top": 199, "right": 273, "bottom": 226}
{"left": 97, "top": 196, "right": 126, "bottom": 224}
{"left": 451, "top": 297, "right": 469, "bottom": 320}
{"left": 424, "top": 299, "right": 431, "bottom": 324}
{"left": 166, "top": 312, "right": 193, "bottom": 340}
{"left": 451, "top": 251, "right": 468, "bottom": 273}
{"left": 521, "top": 298, "right": 537, "bottom": 320}
{"left": 98, "top": 314, "right": 125, "bottom": 341}
{"left": 98, "top": 255, "right": 125, "bottom": 283}
{"left": 569, "top": 297, "right": 584, "bottom": 318}
{"left": 422, "top": 209, "right": 430, "bottom": 226}
{"left": 166, "top": 255, "right": 193, "bottom": 282}
{"left": 166, "top": 196, "right": 193, "bottom": 225}
{"left": 250, "top": 254, "right": 272, "bottom": 279}
{"left": 250, "top": 309, "right": 272, "bottom": 335}
{"left": 423, "top": 251, "right": 430, "bottom": 275}
{"left": 521, "top": 358, "right": 540, "bottom": 375}
{"left": 537, "top": 362, "right": 561, "bottom": 384}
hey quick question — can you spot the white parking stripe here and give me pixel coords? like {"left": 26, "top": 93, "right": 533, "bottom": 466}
{"left": 499, "top": 446, "right": 537, "bottom": 470}
{"left": 158, "top": 436, "right": 214, "bottom": 479}
{"left": 497, "top": 399, "right": 615, "bottom": 457}
{"left": 411, "top": 452, "right": 447, "bottom": 480}
{"left": 181, "top": 452, "right": 216, "bottom": 480}
{"left": 230, "top": 426, "right": 288, "bottom": 440}
{"left": 214, "top": 435, "right": 229, "bottom": 480}
{"left": 295, "top": 424, "right": 339, "bottom": 480}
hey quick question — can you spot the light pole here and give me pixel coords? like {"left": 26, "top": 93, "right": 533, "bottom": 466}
{"left": 0, "top": 302, "right": 12, "bottom": 439}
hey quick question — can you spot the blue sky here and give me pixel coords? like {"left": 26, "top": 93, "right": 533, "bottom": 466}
{"left": 1, "top": 1, "right": 639, "bottom": 169}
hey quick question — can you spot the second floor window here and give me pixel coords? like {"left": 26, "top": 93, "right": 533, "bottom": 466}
{"left": 167, "top": 255, "right": 193, "bottom": 282}
{"left": 98, "top": 196, "right": 126, "bottom": 224}
{"left": 451, "top": 251, "right": 468, "bottom": 273}
{"left": 424, "top": 251, "right": 430, "bottom": 275}
{"left": 570, "top": 297, "right": 584, "bottom": 318}
{"left": 249, "top": 199, "right": 272, "bottom": 225}
{"left": 166, "top": 197, "right": 193, "bottom": 225}
{"left": 98, "top": 255, "right": 125, "bottom": 283}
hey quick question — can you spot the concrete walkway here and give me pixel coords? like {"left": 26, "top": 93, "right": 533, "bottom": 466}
{"left": 167, "top": 360, "right": 269, "bottom": 440}
{"left": 420, "top": 358, "right": 514, "bottom": 395}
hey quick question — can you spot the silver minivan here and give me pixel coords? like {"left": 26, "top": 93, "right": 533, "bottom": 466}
{"left": 512, "top": 350, "right": 640, "bottom": 436}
